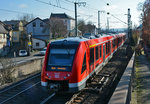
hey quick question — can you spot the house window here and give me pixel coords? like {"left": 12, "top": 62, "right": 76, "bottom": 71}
{"left": 33, "top": 22, "right": 36, "bottom": 27}
{"left": 65, "top": 20, "right": 67, "bottom": 23}
{"left": 40, "top": 22, "right": 43, "bottom": 27}
{"left": 3, "top": 34, "right": 5, "bottom": 39}
{"left": 36, "top": 42, "right": 39, "bottom": 47}
{"left": 13, "top": 37, "right": 17, "bottom": 41}
{"left": 13, "top": 32, "right": 17, "bottom": 35}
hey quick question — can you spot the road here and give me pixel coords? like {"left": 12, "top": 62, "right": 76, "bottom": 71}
{"left": 0, "top": 51, "right": 44, "bottom": 69}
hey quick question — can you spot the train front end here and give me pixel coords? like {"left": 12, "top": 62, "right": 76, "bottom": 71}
{"left": 41, "top": 38, "right": 81, "bottom": 92}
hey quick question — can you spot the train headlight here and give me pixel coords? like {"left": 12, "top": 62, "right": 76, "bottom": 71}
{"left": 46, "top": 73, "right": 48, "bottom": 76}
{"left": 67, "top": 74, "right": 70, "bottom": 77}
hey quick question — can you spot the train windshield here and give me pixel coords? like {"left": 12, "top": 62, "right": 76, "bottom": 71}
{"left": 47, "top": 47, "right": 77, "bottom": 71}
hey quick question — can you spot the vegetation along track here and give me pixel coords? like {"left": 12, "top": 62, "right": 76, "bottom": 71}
{"left": 66, "top": 45, "right": 131, "bottom": 104}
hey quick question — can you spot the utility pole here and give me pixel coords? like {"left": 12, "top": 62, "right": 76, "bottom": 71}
{"left": 98, "top": 10, "right": 105, "bottom": 34}
{"left": 98, "top": 11, "right": 100, "bottom": 34}
{"left": 128, "top": 8, "right": 131, "bottom": 41}
{"left": 75, "top": 2, "right": 78, "bottom": 37}
{"left": 107, "top": 17, "right": 109, "bottom": 33}
{"left": 74, "top": 2, "right": 86, "bottom": 37}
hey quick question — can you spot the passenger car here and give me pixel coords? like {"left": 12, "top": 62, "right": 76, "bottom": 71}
{"left": 19, "top": 50, "right": 28, "bottom": 56}
{"left": 83, "top": 33, "right": 95, "bottom": 39}
{"left": 40, "top": 47, "right": 47, "bottom": 55}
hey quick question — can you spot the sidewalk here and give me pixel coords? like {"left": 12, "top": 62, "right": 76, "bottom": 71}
{"left": 131, "top": 55, "right": 150, "bottom": 104}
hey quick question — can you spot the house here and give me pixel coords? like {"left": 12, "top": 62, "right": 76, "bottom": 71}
{"left": 50, "top": 13, "right": 75, "bottom": 31}
{"left": 0, "top": 21, "right": 8, "bottom": 55}
{"left": 25, "top": 17, "right": 50, "bottom": 41}
{"left": 32, "top": 38, "right": 46, "bottom": 49}
{"left": 4, "top": 20, "right": 26, "bottom": 46}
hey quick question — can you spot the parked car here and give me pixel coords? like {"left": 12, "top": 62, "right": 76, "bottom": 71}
{"left": 40, "top": 47, "right": 47, "bottom": 55}
{"left": 19, "top": 50, "right": 28, "bottom": 56}
{"left": 83, "top": 33, "right": 94, "bottom": 38}
{"left": 83, "top": 33, "right": 97, "bottom": 39}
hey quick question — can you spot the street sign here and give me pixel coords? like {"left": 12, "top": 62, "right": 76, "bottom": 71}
{"left": 28, "top": 42, "right": 32, "bottom": 46}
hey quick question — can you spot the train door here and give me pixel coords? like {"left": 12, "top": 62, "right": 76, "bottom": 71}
{"left": 103, "top": 44, "right": 105, "bottom": 63}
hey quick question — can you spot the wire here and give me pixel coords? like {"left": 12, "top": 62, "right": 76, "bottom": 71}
{"left": 63, "top": 0, "right": 74, "bottom": 3}
{"left": 111, "top": 14, "right": 127, "bottom": 25}
{"left": 0, "top": 8, "right": 46, "bottom": 17}
{"left": 63, "top": 0, "right": 99, "bottom": 13}
{"left": 35, "top": 0, "right": 74, "bottom": 12}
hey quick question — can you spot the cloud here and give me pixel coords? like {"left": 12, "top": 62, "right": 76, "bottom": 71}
{"left": 19, "top": 4, "right": 28, "bottom": 8}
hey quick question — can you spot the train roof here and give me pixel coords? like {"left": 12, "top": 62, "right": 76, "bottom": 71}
{"left": 51, "top": 37, "right": 88, "bottom": 43}
{"left": 50, "top": 33, "right": 126, "bottom": 45}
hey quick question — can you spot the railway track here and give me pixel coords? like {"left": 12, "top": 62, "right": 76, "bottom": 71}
{"left": 0, "top": 73, "right": 55, "bottom": 104}
{"left": 0, "top": 45, "right": 130, "bottom": 104}
{"left": 66, "top": 46, "right": 130, "bottom": 104}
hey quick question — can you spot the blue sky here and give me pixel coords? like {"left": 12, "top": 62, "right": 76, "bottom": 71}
{"left": 0, "top": 0, "right": 145, "bottom": 29}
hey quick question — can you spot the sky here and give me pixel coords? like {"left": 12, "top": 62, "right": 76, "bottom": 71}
{"left": 0, "top": 0, "right": 145, "bottom": 29}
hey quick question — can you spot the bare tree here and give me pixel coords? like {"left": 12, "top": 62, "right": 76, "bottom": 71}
{"left": 78, "top": 20, "right": 96, "bottom": 34}
{"left": 85, "top": 21, "right": 96, "bottom": 33}
{"left": 50, "top": 18, "right": 67, "bottom": 38}
{"left": 78, "top": 19, "right": 86, "bottom": 34}
{"left": 141, "top": 1, "right": 150, "bottom": 46}
{"left": 18, "top": 14, "right": 35, "bottom": 22}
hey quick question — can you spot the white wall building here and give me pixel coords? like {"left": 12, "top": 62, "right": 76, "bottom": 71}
{"left": 50, "top": 13, "right": 75, "bottom": 31}
{"left": 25, "top": 17, "right": 50, "bottom": 41}
{"left": 32, "top": 38, "right": 46, "bottom": 49}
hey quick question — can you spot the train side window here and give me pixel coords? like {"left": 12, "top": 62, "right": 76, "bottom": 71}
{"left": 96, "top": 46, "right": 99, "bottom": 60}
{"left": 108, "top": 42, "right": 109, "bottom": 53}
{"left": 116, "top": 38, "right": 118, "bottom": 46}
{"left": 90, "top": 48, "right": 94, "bottom": 65}
{"left": 81, "top": 52, "right": 86, "bottom": 74}
{"left": 106, "top": 43, "right": 108, "bottom": 54}
{"left": 108, "top": 41, "right": 110, "bottom": 53}
{"left": 100, "top": 45, "right": 102, "bottom": 58}
{"left": 113, "top": 40, "right": 115, "bottom": 48}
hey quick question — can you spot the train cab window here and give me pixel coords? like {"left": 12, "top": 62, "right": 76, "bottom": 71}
{"left": 81, "top": 52, "right": 86, "bottom": 74}
{"left": 90, "top": 48, "right": 94, "bottom": 65}
{"left": 96, "top": 46, "right": 99, "bottom": 60}
{"left": 47, "top": 48, "right": 76, "bottom": 72}
{"left": 100, "top": 45, "right": 102, "bottom": 58}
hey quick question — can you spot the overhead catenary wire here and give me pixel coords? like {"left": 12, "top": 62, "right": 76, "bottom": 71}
{"left": 35, "top": 0, "right": 74, "bottom": 12}
{"left": 0, "top": 8, "right": 47, "bottom": 17}
{"left": 0, "top": 0, "right": 127, "bottom": 28}
{"left": 35, "top": 0, "right": 96, "bottom": 18}
{"left": 110, "top": 14, "right": 128, "bottom": 25}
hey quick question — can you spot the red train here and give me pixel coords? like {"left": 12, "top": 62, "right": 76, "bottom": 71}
{"left": 41, "top": 33, "right": 126, "bottom": 92}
